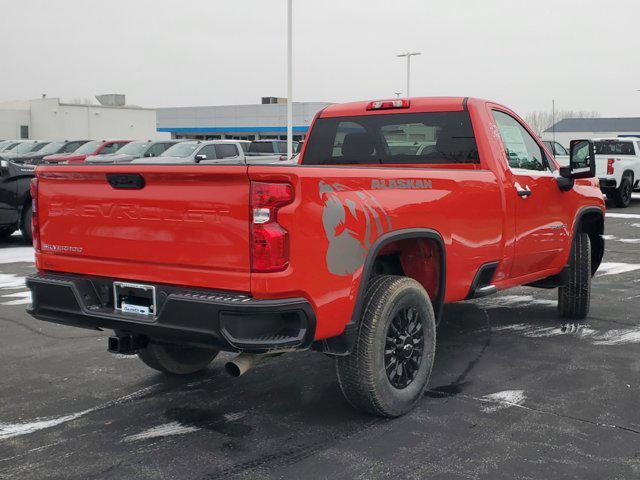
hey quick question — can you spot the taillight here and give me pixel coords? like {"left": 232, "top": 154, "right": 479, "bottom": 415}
{"left": 30, "top": 177, "right": 40, "bottom": 251}
{"left": 607, "top": 158, "right": 615, "bottom": 175}
{"left": 366, "top": 99, "right": 410, "bottom": 110}
{"left": 250, "top": 182, "right": 293, "bottom": 272}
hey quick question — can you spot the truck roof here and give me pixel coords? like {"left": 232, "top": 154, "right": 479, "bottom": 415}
{"left": 320, "top": 97, "right": 486, "bottom": 117}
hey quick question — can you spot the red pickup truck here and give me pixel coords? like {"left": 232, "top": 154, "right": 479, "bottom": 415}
{"left": 26, "top": 97, "right": 605, "bottom": 417}
{"left": 42, "top": 139, "right": 131, "bottom": 164}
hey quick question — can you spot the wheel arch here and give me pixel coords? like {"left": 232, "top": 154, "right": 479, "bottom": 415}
{"left": 314, "top": 228, "right": 446, "bottom": 356}
{"left": 573, "top": 206, "right": 605, "bottom": 275}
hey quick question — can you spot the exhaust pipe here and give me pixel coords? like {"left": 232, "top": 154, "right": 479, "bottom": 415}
{"left": 225, "top": 353, "right": 265, "bottom": 377}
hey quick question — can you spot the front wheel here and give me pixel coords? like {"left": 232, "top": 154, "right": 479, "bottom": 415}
{"left": 558, "top": 233, "right": 591, "bottom": 319}
{"left": 336, "top": 275, "right": 436, "bottom": 417}
{"left": 138, "top": 340, "right": 218, "bottom": 375}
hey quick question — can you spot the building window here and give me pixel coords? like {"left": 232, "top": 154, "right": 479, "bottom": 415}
{"left": 20, "top": 125, "right": 29, "bottom": 139}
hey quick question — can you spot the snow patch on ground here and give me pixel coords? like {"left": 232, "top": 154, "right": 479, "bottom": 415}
{"left": 601, "top": 235, "right": 640, "bottom": 244}
{"left": 0, "top": 247, "right": 34, "bottom": 264}
{"left": 606, "top": 212, "right": 640, "bottom": 219}
{"left": 1, "top": 290, "right": 31, "bottom": 306}
{"left": 592, "top": 327, "right": 640, "bottom": 346}
{"left": 123, "top": 422, "right": 200, "bottom": 443}
{"left": 597, "top": 262, "right": 640, "bottom": 276}
{"left": 0, "top": 383, "right": 161, "bottom": 440}
{"left": 494, "top": 323, "right": 596, "bottom": 339}
{"left": 495, "top": 323, "right": 640, "bottom": 346}
{"left": 476, "top": 295, "right": 556, "bottom": 309}
{"left": 480, "top": 390, "right": 526, "bottom": 413}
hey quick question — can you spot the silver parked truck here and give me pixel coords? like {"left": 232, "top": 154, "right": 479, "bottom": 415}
{"left": 131, "top": 140, "right": 287, "bottom": 165}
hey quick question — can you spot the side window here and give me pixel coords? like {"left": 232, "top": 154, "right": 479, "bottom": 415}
{"left": 554, "top": 142, "right": 568, "bottom": 156}
{"left": 197, "top": 145, "right": 216, "bottom": 160}
{"left": 146, "top": 143, "right": 166, "bottom": 157}
{"left": 214, "top": 144, "right": 239, "bottom": 159}
{"left": 100, "top": 143, "right": 119, "bottom": 154}
{"left": 492, "top": 111, "right": 548, "bottom": 171}
{"left": 62, "top": 141, "right": 84, "bottom": 153}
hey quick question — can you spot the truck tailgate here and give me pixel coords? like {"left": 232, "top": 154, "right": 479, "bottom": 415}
{"left": 35, "top": 165, "right": 251, "bottom": 292}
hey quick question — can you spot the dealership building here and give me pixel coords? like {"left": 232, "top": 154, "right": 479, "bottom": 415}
{"left": 156, "top": 97, "right": 332, "bottom": 141}
{"left": 543, "top": 117, "right": 640, "bottom": 146}
{"left": 0, "top": 94, "right": 158, "bottom": 141}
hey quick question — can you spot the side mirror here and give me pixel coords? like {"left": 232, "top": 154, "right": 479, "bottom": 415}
{"left": 144, "top": 152, "right": 154, "bottom": 157}
{"left": 194, "top": 154, "right": 207, "bottom": 162}
{"left": 566, "top": 139, "right": 596, "bottom": 179}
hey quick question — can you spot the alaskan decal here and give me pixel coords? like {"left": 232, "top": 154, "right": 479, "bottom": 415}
{"left": 319, "top": 181, "right": 392, "bottom": 276}
{"left": 371, "top": 178, "right": 432, "bottom": 190}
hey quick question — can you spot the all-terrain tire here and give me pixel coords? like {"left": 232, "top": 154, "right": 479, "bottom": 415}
{"left": 20, "top": 204, "right": 32, "bottom": 243}
{"left": 336, "top": 275, "right": 436, "bottom": 417}
{"left": 612, "top": 175, "right": 633, "bottom": 208}
{"left": 558, "top": 233, "right": 591, "bottom": 319}
{"left": 138, "top": 340, "right": 218, "bottom": 375}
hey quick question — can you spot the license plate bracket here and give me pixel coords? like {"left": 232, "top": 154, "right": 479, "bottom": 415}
{"left": 114, "top": 281, "right": 157, "bottom": 317}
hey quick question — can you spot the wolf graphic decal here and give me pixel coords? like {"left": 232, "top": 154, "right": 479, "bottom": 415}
{"left": 319, "top": 181, "right": 392, "bottom": 276}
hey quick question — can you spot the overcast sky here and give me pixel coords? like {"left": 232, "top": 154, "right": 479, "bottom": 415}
{"left": 1, "top": 0, "right": 639, "bottom": 116}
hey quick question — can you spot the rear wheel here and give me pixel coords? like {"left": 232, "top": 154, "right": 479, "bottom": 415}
{"left": 611, "top": 175, "right": 633, "bottom": 208}
{"left": 138, "top": 340, "right": 218, "bottom": 375}
{"left": 336, "top": 275, "right": 436, "bottom": 417}
{"left": 20, "top": 205, "right": 32, "bottom": 243}
{"left": 558, "top": 233, "right": 591, "bottom": 319}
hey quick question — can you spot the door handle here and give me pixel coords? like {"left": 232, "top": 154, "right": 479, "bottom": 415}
{"left": 515, "top": 182, "right": 532, "bottom": 198}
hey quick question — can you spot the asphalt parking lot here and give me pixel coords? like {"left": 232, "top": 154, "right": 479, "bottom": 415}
{"left": 1, "top": 196, "right": 639, "bottom": 480}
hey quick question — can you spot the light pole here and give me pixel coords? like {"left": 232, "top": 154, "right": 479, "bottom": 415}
{"left": 396, "top": 52, "right": 421, "bottom": 98}
{"left": 286, "top": 0, "right": 293, "bottom": 160}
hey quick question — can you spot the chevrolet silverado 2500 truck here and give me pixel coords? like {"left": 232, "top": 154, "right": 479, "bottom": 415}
{"left": 593, "top": 138, "right": 640, "bottom": 208}
{"left": 26, "top": 97, "right": 605, "bottom": 417}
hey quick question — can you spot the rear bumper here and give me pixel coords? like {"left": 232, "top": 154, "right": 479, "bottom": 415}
{"left": 26, "top": 272, "right": 315, "bottom": 353}
{"left": 599, "top": 178, "right": 617, "bottom": 191}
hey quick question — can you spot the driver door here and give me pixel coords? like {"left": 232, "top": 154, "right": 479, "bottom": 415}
{"left": 492, "top": 110, "right": 570, "bottom": 279}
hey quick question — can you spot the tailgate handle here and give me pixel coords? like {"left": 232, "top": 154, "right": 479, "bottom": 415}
{"left": 106, "top": 173, "right": 145, "bottom": 190}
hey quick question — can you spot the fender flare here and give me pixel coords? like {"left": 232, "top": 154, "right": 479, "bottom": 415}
{"left": 315, "top": 228, "right": 446, "bottom": 356}
{"left": 572, "top": 205, "right": 605, "bottom": 275}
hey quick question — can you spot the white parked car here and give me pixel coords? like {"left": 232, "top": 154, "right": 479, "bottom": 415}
{"left": 542, "top": 140, "right": 569, "bottom": 166}
{"left": 593, "top": 137, "right": 640, "bottom": 208}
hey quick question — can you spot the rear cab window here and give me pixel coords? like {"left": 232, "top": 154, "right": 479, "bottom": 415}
{"left": 595, "top": 140, "right": 636, "bottom": 155}
{"left": 302, "top": 111, "right": 479, "bottom": 165}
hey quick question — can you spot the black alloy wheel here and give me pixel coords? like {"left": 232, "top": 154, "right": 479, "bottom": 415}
{"left": 384, "top": 306, "right": 424, "bottom": 389}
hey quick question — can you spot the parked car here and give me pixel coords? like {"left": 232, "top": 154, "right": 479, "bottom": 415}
{"left": 542, "top": 140, "right": 569, "bottom": 166}
{"left": 0, "top": 140, "right": 17, "bottom": 152}
{"left": 10, "top": 140, "right": 90, "bottom": 165}
{"left": 593, "top": 137, "right": 640, "bottom": 207}
{"left": 132, "top": 140, "right": 282, "bottom": 165}
{"left": 0, "top": 158, "right": 36, "bottom": 241}
{"left": 26, "top": 97, "right": 604, "bottom": 418}
{"left": 1, "top": 140, "right": 49, "bottom": 159}
{"left": 0, "top": 140, "right": 27, "bottom": 154}
{"left": 43, "top": 140, "right": 131, "bottom": 164}
{"left": 246, "top": 139, "right": 298, "bottom": 156}
{"left": 85, "top": 140, "right": 181, "bottom": 164}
